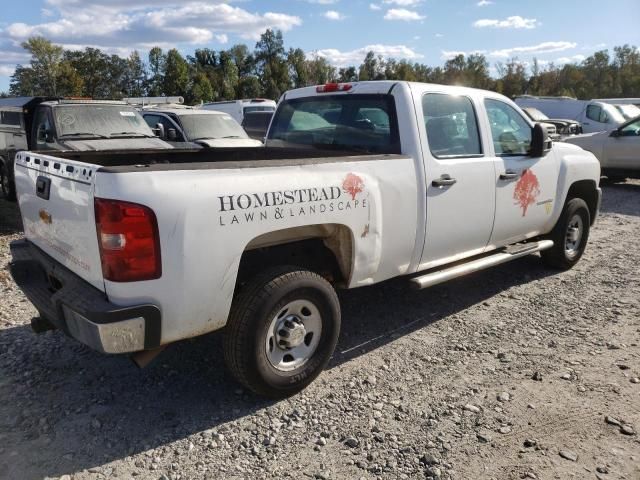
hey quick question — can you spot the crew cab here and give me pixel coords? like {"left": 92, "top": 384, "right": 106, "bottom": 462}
{"left": 9, "top": 81, "right": 601, "bottom": 398}
{"left": 0, "top": 97, "right": 172, "bottom": 200}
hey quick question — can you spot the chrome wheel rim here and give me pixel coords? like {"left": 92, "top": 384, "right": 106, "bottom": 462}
{"left": 265, "top": 299, "right": 322, "bottom": 372}
{"left": 565, "top": 214, "right": 583, "bottom": 258}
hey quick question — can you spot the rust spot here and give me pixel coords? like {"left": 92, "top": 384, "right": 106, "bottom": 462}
{"left": 39, "top": 209, "right": 52, "bottom": 225}
{"left": 361, "top": 224, "right": 370, "bottom": 238}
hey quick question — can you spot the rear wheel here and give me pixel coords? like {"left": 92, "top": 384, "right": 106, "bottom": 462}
{"left": 223, "top": 266, "right": 341, "bottom": 398}
{"left": 541, "top": 197, "right": 590, "bottom": 270}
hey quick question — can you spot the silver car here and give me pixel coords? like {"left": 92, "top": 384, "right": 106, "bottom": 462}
{"left": 563, "top": 115, "right": 640, "bottom": 182}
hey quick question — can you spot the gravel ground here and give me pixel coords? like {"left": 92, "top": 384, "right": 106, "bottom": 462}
{"left": 0, "top": 181, "right": 639, "bottom": 480}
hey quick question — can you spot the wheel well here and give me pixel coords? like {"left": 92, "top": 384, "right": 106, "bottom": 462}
{"left": 236, "top": 224, "right": 354, "bottom": 288}
{"left": 566, "top": 180, "right": 599, "bottom": 225}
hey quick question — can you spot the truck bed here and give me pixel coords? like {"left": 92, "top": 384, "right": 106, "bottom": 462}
{"left": 37, "top": 147, "right": 400, "bottom": 172}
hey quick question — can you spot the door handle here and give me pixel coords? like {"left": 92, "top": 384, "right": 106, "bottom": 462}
{"left": 432, "top": 174, "right": 457, "bottom": 187}
{"left": 499, "top": 170, "right": 520, "bottom": 180}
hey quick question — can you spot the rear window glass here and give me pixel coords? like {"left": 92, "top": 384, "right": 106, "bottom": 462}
{"left": 244, "top": 105, "right": 275, "bottom": 114}
{"left": 1, "top": 111, "right": 21, "bottom": 127}
{"left": 267, "top": 94, "right": 400, "bottom": 154}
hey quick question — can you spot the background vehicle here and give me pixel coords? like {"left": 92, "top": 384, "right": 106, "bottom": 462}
{"left": 201, "top": 98, "right": 276, "bottom": 123}
{"left": 515, "top": 96, "right": 626, "bottom": 134}
{"left": 610, "top": 104, "right": 640, "bottom": 120}
{"left": 10, "top": 81, "right": 600, "bottom": 398}
{"left": 593, "top": 98, "right": 640, "bottom": 108}
{"left": 563, "top": 115, "right": 640, "bottom": 182}
{"left": 0, "top": 97, "right": 172, "bottom": 200}
{"left": 141, "top": 107, "right": 262, "bottom": 148}
{"left": 522, "top": 106, "right": 582, "bottom": 136}
{"left": 241, "top": 111, "right": 274, "bottom": 141}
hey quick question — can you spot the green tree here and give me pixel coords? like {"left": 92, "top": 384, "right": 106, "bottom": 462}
{"left": 20, "top": 36, "right": 64, "bottom": 95}
{"left": 287, "top": 48, "right": 308, "bottom": 88}
{"left": 190, "top": 72, "right": 214, "bottom": 103}
{"left": 147, "top": 47, "right": 166, "bottom": 96}
{"left": 254, "top": 29, "right": 290, "bottom": 99}
{"left": 163, "top": 49, "right": 189, "bottom": 96}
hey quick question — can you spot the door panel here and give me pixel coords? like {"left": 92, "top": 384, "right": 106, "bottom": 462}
{"left": 485, "top": 99, "right": 560, "bottom": 246}
{"left": 418, "top": 92, "right": 496, "bottom": 269}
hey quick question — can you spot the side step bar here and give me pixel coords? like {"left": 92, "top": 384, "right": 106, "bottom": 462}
{"left": 410, "top": 240, "right": 554, "bottom": 290}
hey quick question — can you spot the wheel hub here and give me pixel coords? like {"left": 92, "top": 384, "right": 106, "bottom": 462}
{"left": 276, "top": 315, "right": 307, "bottom": 349}
{"left": 567, "top": 226, "right": 580, "bottom": 243}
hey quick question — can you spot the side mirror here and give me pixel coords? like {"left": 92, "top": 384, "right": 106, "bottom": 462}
{"left": 45, "top": 130, "right": 55, "bottom": 143}
{"left": 530, "top": 123, "right": 551, "bottom": 157}
{"left": 167, "top": 128, "right": 177, "bottom": 141}
{"left": 154, "top": 123, "right": 165, "bottom": 139}
{"left": 610, "top": 129, "right": 620, "bottom": 138}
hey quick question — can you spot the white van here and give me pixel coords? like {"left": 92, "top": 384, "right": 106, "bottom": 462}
{"left": 201, "top": 99, "right": 276, "bottom": 124}
{"left": 515, "top": 96, "right": 626, "bottom": 133}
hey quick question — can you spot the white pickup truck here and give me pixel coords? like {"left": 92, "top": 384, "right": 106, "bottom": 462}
{"left": 10, "top": 81, "right": 601, "bottom": 398}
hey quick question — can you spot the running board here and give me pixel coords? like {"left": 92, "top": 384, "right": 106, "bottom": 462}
{"left": 410, "top": 240, "right": 554, "bottom": 290}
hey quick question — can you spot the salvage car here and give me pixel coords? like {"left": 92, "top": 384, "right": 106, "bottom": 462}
{"left": 522, "top": 107, "right": 582, "bottom": 137}
{"left": 9, "top": 81, "right": 601, "bottom": 398}
{"left": 0, "top": 97, "right": 172, "bottom": 200}
{"left": 563, "top": 115, "right": 640, "bottom": 182}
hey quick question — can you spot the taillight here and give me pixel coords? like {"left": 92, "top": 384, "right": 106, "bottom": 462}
{"left": 316, "top": 83, "right": 352, "bottom": 93}
{"left": 94, "top": 198, "right": 161, "bottom": 282}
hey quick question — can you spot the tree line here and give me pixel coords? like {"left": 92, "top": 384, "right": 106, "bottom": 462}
{"left": 5, "top": 30, "right": 640, "bottom": 103}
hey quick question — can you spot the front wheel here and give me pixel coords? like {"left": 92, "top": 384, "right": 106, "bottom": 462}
{"left": 541, "top": 197, "right": 590, "bottom": 270}
{"left": 223, "top": 266, "right": 341, "bottom": 398}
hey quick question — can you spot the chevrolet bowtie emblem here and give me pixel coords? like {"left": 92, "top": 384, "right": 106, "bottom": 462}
{"left": 39, "top": 209, "right": 52, "bottom": 225}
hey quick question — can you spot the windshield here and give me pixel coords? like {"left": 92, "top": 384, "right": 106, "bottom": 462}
{"left": 179, "top": 113, "right": 249, "bottom": 140}
{"left": 267, "top": 94, "right": 400, "bottom": 154}
{"left": 614, "top": 104, "right": 640, "bottom": 120}
{"left": 524, "top": 107, "right": 548, "bottom": 121}
{"left": 602, "top": 104, "right": 626, "bottom": 124}
{"left": 53, "top": 105, "right": 153, "bottom": 138}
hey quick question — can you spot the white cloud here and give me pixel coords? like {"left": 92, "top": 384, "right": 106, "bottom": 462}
{"left": 489, "top": 41, "right": 577, "bottom": 58}
{"left": 383, "top": 9, "right": 425, "bottom": 21}
{"left": 441, "top": 49, "right": 486, "bottom": 60}
{"left": 383, "top": 0, "right": 423, "bottom": 5}
{"left": 477, "top": 0, "right": 493, "bottom": 6}
{"left": 0, "top": 65, "right": 16, "bottom": 77}
{"left": 435, "top": 33, "right": 444, "bottom": 38}
{"left": 474, "top": 16, "right": 538, "bottom": 29}
{"left": 2, "top": 2, "right": 303, "bottom": 53}
{"left": 323, "top": 10, "right": 345, "bottom": 21}
{"left": 304, "top": 0, "right": 339, "bottom": 3}
{"left": 556, "top": 54, "right": 586, "bottom": 64}
{"left": 315, "top": 44, "right": 423, "bottom": 67}
{"left": 369, "top": 3, "right": 381, "bottom": 10}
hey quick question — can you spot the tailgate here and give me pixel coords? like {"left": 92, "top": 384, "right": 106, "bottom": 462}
{"left": 13, "top": 151, "right": 105, "bottom": 291}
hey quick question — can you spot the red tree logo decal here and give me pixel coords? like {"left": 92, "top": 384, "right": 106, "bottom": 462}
{"left": 513, "top": 169, "right": 541, "bottom": 217}
{"left": 343, "top": 173, "right": 364, "bottom": 200}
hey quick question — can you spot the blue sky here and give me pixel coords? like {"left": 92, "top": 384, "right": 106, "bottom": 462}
{"left": 0, "top": 0, "right": 637, "bottom": 91}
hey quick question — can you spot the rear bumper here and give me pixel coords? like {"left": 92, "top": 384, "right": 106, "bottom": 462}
{"left": 9, "top": 239, "right": 161, "bottom": 354}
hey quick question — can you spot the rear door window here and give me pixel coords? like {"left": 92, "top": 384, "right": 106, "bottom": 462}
{"left": 268, "top": 94, "right": 400, "bottom": 154}
{"left": 423, "top": 94, "right": 482, "bottom": 158}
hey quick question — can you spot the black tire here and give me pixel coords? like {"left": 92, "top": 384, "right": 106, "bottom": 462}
{"left": 223, "top": 266, "right": 341, "bottom": 398}
{"left": 541, "top": 197, "right": 590, "bottom": 270}
{"left": 0, "top": 160, "right": 16, "bottom": 201}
